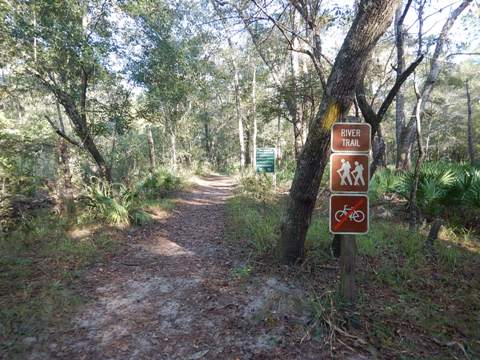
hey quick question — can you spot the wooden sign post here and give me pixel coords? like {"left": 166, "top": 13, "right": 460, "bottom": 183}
{"left": 329, "top": 123, "right": 371, "bottom": 304}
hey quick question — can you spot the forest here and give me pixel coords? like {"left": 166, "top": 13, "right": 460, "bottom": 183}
{"left": 1, "top": 0, "right": 479, "bottom": 359}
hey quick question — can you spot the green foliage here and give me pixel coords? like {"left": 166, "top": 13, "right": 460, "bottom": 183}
{"left": 84, "top": 169, "right": 181, "bottom": 227}
{"left": 0, "top": 209, "right": 118, "bottom": 354}
{"left": 138, "top": 169, "right": 182, "bottom": 198}
{"left": 369, "top": 168, "right": 402, "bottom": 202}
{"left": 239, "top": 174, "right": 274, "bottom": 201}
{"left": 84, "top": 180, "right": 133, "bottom": 226}
{"left": 373, "top": 163, "right": 480, "bottom": 227}
{"left": 305, "top": 217, "right": 332, "bottom": 260}
{"left": 231, "top": 263, "right": 253, "bottom": 281}
{"left": 226, "top": 195, "right": 281, "bottom": 255}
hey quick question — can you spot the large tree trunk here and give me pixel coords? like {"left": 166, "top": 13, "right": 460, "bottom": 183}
{"left": 146, "top": 124, "right": 156, "bottom": 174}
{"left": 280, "top": 0, "right": 398, "bottom": 264}
{"left": 466, "top": 79, "right": 476, "bottom": 165}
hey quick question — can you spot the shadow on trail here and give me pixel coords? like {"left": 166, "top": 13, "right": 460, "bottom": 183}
{"left": 34, "top": 175, "right": 321, "bottom": 360}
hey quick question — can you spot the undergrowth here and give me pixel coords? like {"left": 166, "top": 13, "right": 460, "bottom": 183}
{"left": 0, "top": 210, "right": 119, "bottom": 355}
{"left": 84, "top": 168, "right": 181, "bottom": 227}
{"left": 0, "top": 168, "right": 182, "bottom": 357}
{"left": 226, "top": 174, "right": 480, "bottom": 358}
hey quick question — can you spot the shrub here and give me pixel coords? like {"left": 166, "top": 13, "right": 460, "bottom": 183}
{"left": 372, "top": 162, "right": 480, "bottom": 223}
{"left": 239, "top": 174, "right": 274, "bottom": 201}
{"left": 369, "top": 168, "right": 402, "bottom": 202}
{"left": 137, "top": 169, "right": 181, "bottom": 199}
{"left": 84, "top": 179, "right": 151, "bottom": 227}
{"left": 226, "top": 195, "right": 281, "bottom": 255}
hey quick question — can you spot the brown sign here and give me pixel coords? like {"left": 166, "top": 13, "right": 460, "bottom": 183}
{"left": 331, "top": 123, "right": 371, "bottom": 153}
{"left": 330, "top": 194, "right": 369, "bottom": 234}
{"left": 330, "top": 153, "right": 369, "bottom": 193}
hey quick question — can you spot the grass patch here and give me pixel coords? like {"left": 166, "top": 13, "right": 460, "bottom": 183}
{"left": 0, "top": 188, "right": 177, "bottom": 357}
{"left": 226, "top": 195, "right": 282, "bottom": 255}
{"left": 226, "top": 187, "right": 480, "bottom": 358}
{"left": 0, "top": 209, "right": 123, "bottom": 355}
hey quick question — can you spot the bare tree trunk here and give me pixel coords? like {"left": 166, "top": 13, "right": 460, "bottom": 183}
{"left": 55, "top": 101, "right": 74, "bottom": 215}
{"left": 290, "top": 10, "right": 304, "bottom": 159}
{"left": 280, "top": 0, "right": 398, "bottom": 264}
{"left": 171, "top": 131, "right": 177, "bottom": 170}
{"left": 394, "top": 2, "right": 410, "bottom": 168}
{"left": 234, "top": 61, "right": 246, "bottom": 170}
{"left": 276, "top": 108, "right": 282, "bottom": 162}
{"left": 211, "top": 0, "right": 245, "bottom": 170}
{"left": 252, "top": 64, "right": 257, "bottom": 170}
{"left": 424, "top": 117, "right": 433, "bottom": 160}
{"left": 398, "top": 0, "right": 472, "bottom": 169}
{"left": 45, "top": 70, "right": 112, "bottom": 182}
{"left": 245, "top": 127, "right": 251, "bottom": 166}
{"left": 466, "top": 79, "right": 476, "bottom": 165}
{"left": 204, "top": 122, "right": 211, "bottom": 159}
{"left": 146, "top": 124, "right": 156, "bottom": 174}
{"left": 371, "top": 126, "right": 387, "bottom": 176}
{"left": 409, "top": 89, "right": 424, "bottom": 230}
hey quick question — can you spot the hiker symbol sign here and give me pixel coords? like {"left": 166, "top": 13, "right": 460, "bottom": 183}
{"left": 330, "top": 153, "right": 369, "bottom": 193}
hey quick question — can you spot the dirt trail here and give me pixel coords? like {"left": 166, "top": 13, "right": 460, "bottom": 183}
{"left": 30, "top": 175, "right": 325, "bottom": 360}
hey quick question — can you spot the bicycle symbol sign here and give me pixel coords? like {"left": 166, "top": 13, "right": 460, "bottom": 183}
{"left": 330, "top": 194, "right": 369, "bottom": 234}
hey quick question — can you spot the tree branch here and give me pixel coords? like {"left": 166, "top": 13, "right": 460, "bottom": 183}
{"left": 378, "top": 54, "right": 424, "bottom": 119}
{"left": 44, "top": 115, "right": 81, "bottom": 148}
{"left": 356, "top": 54, "right": 424, "bottom": 138}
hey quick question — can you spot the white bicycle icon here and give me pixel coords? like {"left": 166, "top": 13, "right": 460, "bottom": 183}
{"left": 334, "top": 205, "right": 365, "bottom": 223}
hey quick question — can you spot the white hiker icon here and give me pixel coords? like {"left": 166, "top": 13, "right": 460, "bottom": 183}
{"left": 351, "top": 161, "right": 365, "bottom": 186}
{"left": 337, "top": 159, "right": 353, "bottom": 186}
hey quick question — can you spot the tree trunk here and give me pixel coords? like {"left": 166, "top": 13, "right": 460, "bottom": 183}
{"left": 397, "top": 0, "right": 472, "bottom": 169}
{"left": 245, "top": 128, "right": 251, "bottom": 166}
{"left": 409, "top": 91, "right": 424, "bottom": 230}
{"left": 394, "top": 2, "right": 408, "bottom": 169}
{"left": 204, "top": 122, "right": 211, "bottom": 159}
{"left": 466, "top": 79, "right": 475, "bottom": 165}
{"left": 146, "top": 124, "right": 156, "bottom": 174}
{"left": 371, "top": 126, "right": 387, "bottom": 176}
{"left": 171, "top": 131, "right": 177, "bottom": 170}
{"left": 234, "top": 62, "right": 246, "bottom": 170}
{"left": 280, "top": 0, "right": 398, "bottom": 264}
{"left": 290, "top": 11, "right": 304, "bottom": 160}
{"left": 51, "top": 71, "right": 112, "bottom": 182}
{"left": 276, "top": 109, "right": 282, "bottom": 162}
{"left": 252, "top": 64, "right": 257, "bottom": 170}
{"left": 55, "top": 102, "right": 74, "bottom": 215}
{"left": 426, "top": 218, "right": 443, "bottom": 248}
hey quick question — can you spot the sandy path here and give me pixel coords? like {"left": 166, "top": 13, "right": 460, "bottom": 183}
{"left": 30, "top": 175, "right": 325, "bottom": 360}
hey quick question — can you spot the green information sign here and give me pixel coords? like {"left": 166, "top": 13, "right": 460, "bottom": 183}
{"left": 256, "top": 148, "right": 275, "bottom": 173}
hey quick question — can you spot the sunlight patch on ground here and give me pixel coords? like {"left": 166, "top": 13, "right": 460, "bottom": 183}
{"left": 68, "top": 225, "right": 101, "bottom": 240}
{"left": 140, "top": 238, "right": 195, "bottom": 257}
